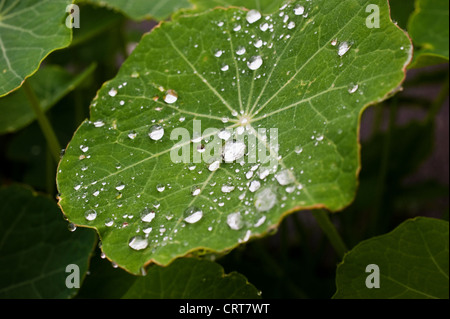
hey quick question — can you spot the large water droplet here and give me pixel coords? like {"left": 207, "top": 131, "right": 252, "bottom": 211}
{"left": 246, "top": 9, "right": 262, "bottom": 24}
{"left": 294, "top": 5, "right": 305, "bottom": 15}
{"left": 221, "top": 184, "right": 235, "bottom": 193}
{"left": 141, "top": 208, "right": 156, "bottom": 223}
{"left": 247, "top": 56, "right": 263, "bottom": 70}
{"left": 128, "top": 236, "right": 148, "bottom": 250}
{"left": 227, "top": 212, "right": 244, "bottom": 230}
{"left": 84, "top": 209, "right": 97, "bottom": 221}
{"left": 149, "top": 125, "right": 164, "bottom": 141}
{"left": 184, "top": 207, "right": 203, "bottom": 224}
{"left": 255, "top": 188, "right": 277, "bottom": 212}
{"left": 249, "top": 180, "right": 261, "bottom": 193}
{"left": 338, "top": 42, "right": 351, "bottom": 57}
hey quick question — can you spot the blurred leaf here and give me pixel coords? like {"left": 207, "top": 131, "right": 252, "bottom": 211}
{"left": 408, "top": 0, "right": 449, "bottom": 68}
{"left": 191, "top": 0, "right": 284, "bottom": 13}
{"left": 0, "top": 0, "right": 72, "bottom": 97}
{"left": 388, "top": 0, "right": 415, "bottom": 30}
{"left": 0, "top": 185, "right": 97, "bottom": 298}
{"left": 334, "top": 217, "right": 449, "bottom": 299}
{"left": 0, "top": 64, "right": 96, "bottom": 135}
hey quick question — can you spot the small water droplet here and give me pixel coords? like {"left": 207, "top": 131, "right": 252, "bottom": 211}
{"left": 215, "top": 49, "right": 224, "bottom": 57}
{"left": 255, "top": 188, "right": 277, "bottom": 211}
{"left": 223, "top": 140, "right": 246, "bottom": 163}
{"left": 149, "top": 125, "right": 164, "bottom": 141}
{"left": 115, "top": 183, "right": 125, "bottom": 191}
{"left": 108, "top": 88, "right": 117, "bottom": 97}
{"left": 233, "top": 24, "right": 241, "bottom": 32}
{"left": 246, "top": 9, "right": 262, "bottom": 24}
{"left": 128, "top": 236, "right": 148, "bottom": 250}
{"left": 192, "top": 186, "right": 201, "bottom": 196}
{"left": 294, "top": 5, "right": 305, "bottom": 15}
{"left": 80, "top": 145, "right": 89, "bottom": 153}
{"left": 260, "top": 22, "right": 269, "bottom": 32}
{"left": 275, "top": 169, "right": 295, "bottom": 185}
{"left": 348, "top": 83, "right": 359, "bottom": 94}
{"left": 141, "top": 208, "right": 156, "bottom": 223}
{"left": 184, "top": 207, "right": 203, "bottom": 224}
{"left": 249, "top": 180, "right": 261, "bottom": 193}
{"left": 68, "top": 223, "right": 77, "bottom": 232}
{"left": 84, "top": 209, "right": 97, "bottom": 221}
{"left": 221, "top": 184, "right": 235, "bottom": 193}
{"left": 164, "top": 90, "right": 178, "bottom": 104}
{"left": 128, "top": 131, "right": 137, "bottom": 139}
{"left": 94, "top": 121, "right": 105, "bottom": 128}
{"left": 254, "top": 216, "right": 266, "bottom": 227}
{"left": 156, "top": 184, "right": 166, "bottom": 192}
{"left": 218, "top": 129, "right": 232, "bottom": 141}
{"left": 208, "top": 160, "right": 221, "bottom": 172}
{"left": 221, "top": 65, "right": 229, "bottom": 72}
{"left": 254, "top": 39, "right": 263, "bottom": 48}
{"left": 247, "top": 56, "right": 263, "bottom": 71}
{"left": 287, "top": 21, "right": 296, "bottom": 29}
{"left": 236, "top": 46, "right": 246, "bottom": 55}
{"left": 105, "top": 218, "right": 114, "bottom": 227}
{"left": 338, "top": 42, "right": 351, "bottom": 57}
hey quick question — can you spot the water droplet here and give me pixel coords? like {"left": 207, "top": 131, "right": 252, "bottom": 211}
{"left": 338, "top": 42, "right": 351, "bottom": 57}
{"left": 236, "top": 46, "right": 246, "bottom": 55}
{"left": 249, "top": 180, "right": 261, "bottom": 193}
{"left": 254, "top": 216, "right": 266, "bottom": 227}
{"left": 218, "top": 129, "right": 232, "bottom": 141}
{"left": 260, "top": 22, "right": 269, "bottom": 32}
{"left": 348, "top": 83, "right": 359, "bottom": 94}
{"left": 156, "top": 184, "right": 166, "bottom": 192}
{"left": 247, "top": 56, "right": 263, "bottom": 70}
{"left": 164, "top": 90, "right": 178, "bottom": 104}
{"left": 215, "top": 49, "right": 224, "bottom": 57}
{"left": 221, "top": 184, "right": 235, "bottom": 193}
{"left": 192, "top": 186, "right": 201, "bottom": 196}
{"left": 108, "top": 88, "right": 117, "bottom": 97}
{"left": 94, "top": 121, "right": 105, "bottom": 128}
{"left": 128, "top": 131, "right": 137, "bottom": 139}
{"left": 149, "top": 125, "right": 164, "bottom": 141}
{"left": 68, "top": 223, "right": 77, "bottom": 232}
{"left": 294, "top": 5, "right": 305, "bottom": 15}
{"left": 141, "top": 208, "right": 156, "bottom": 222}
{"left": 208, "top": 160, "right": 221, "bottom": 172}
{"left": 295, "top": 146, "right": 303, "bottom": 154}
{"left": 84, "top": 209, "right": 97, "bottom": 221}
{"left": 331, "top": 39, "right": 338, "bottom": 46}
{"left": 184, "top": 207, "right": 203, "bottom": 224}
{"left": 105, "top": 218, "right": 114, "bottom": 227}
{"left": 80, "top": 145, "right": 89, "bottom": 153}
{"left": 223, "top": 140, "right": 246, "bottom": 163}
{"left": 221, "top": 65, "right": 229, "bottom": 72}
{"left": 233, "top": 24, "right": 242, "bottom": 32}
{"left": 74, "top": 184, "right": 82, "bottom": 191}
{"left": 275, "top": 169, "right": 295, "bottom": 185}
{"left": 254, "top": 39, "right": 263, "bottom": 48}
{"left": 287, "top": 21, "right": 296, "bottom": 29}
{"left": 255, "top": 187, "right": 277, "bottom": 211}
{"left": 246, "top": 9, "right": 262, "bottom": 24}
{"left": 115, "top": 183, "right": 125, "bottom": 191}
{"left": 128, "top": 236, "right": 148, "bottom": 251}
{"left": 227, "top": 212, "right": 244, "bottom": 230}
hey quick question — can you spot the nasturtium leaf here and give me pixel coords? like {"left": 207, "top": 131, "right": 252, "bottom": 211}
{"left": 84, "top": 0, "right": 193, "bottom": 21}
{"left": 122, "top": 258, "right": 260, "bottom": 299}
{"left": 334, "top": 217, "right": 449, "bottom": 299}
{"left": 191, "top": 0, "right": 284, "bottom": 14}
{"left": 0, "top": 64, "right": 96, "bottom": 135}
{"left": 57, "top": 0, "right": 412, "bottom": 274}
{"left": 408, "top": 0, "right": 449, "bottom": 68}
{"left": 0, "top": 185, "right": 96, "bottom": 299}
{"left": 0, "top": 0, "right": 73, "bottom": 97}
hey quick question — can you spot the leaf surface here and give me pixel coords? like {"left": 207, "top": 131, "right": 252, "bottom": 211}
{"left": 334, "top": 217, "right": 449, "bottom": 299}
{"left": 0, "top": 185, "right": 96, "bottom": 298}
{"left": 57, "top": 0, "right": 412, "bottom": 274}
{"left": 0, "top": 0, "right": 72, "bottom": 97}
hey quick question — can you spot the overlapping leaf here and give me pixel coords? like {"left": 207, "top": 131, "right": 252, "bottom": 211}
{"left": 85, "top": 0, "right": 193, "bottom": 21}
{"left": 57, "top": 0, "right": 412, "bottom": 274}
{"left": 0, "top": 185, "right": 96, "bottom": 298}
{"left": 0, "top": 0, "right": 72, "bottom": 97}
{"left": 0, "top": 64, "right": 96, "bottom": 135}
{"left": 191, "top": 0, "right": 284, "bottom": 13}
{"left": 408, "top": 0, "right": 449, "bottom": 68}
{"left": 334, "top": 217, "right": 449, "bottom": 299}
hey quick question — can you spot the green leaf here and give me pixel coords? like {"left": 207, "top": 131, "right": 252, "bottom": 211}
{"left": 123, "top": 258, "right": 260, "bottom": 299}
{"left": 408, "top": 0, "right": 449, "bottom": 68}
{"left": 334, "top": 217, "right": 449, "bottom": 299}
{"left": 0, "top": 64, "right": 96, "bottom": 135}
{"left": 57, "top": 0, "right": 412, "bottom": 274}
{"left": 191, "top": 0, "right": 285, "bottom": 13}
{"left": 0, "top": 0, "right": 73, "bottom": 97}
{"left": 0, "top": 185, "right": 97, "bottom": 298}
{"left": 83, "top": 0, "right": 193, "bottom": 21}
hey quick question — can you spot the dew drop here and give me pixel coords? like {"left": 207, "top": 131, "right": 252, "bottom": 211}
{"left": 236, "top": 46, "right": 246, "bottom": 55}
{"left": 108, "top": 88, "right": 117, "bottom": 97}
{"left": 223, "top": 140, "right": 246, "bottom": 163}
{"left": 255, "top": 188, "right": 277, "bottom": 212}
{"left": 338, "top": 42, "right": 351, "bottom": 57}
{"left": 260, "top": 23, "right": 269, "bottom": 31}
{"left": 164, "top": 90, "right": 178, "bottom": 104}
{"left": 115, "top": 183, "right": 125, "bottom": 191}
{"left": 348, "top": 84, "right": 359, "bottom": 94}
{"left": 128, "top": 131, "right": 137, "bottom": 139}
{"left": 246, "top": 9, "right": 262, "bottom": 24}
{"left": 227, "top": 212, "right": 244, "bottom": 230}
{"left": 218, "top": 129, "right": 232, "bottom": 141}
{"left": 68, "top": 223, "right": 77, "bottom": 232}
{"left": 192, "top": 186, "right": 201, "bottom": 196}
{"left": 254, "top": 39, "right": 263, "bottom": 48}
{"left": 254, "top": 216, "right": 266, "bottom": 227}
{"left": 141, "top": 208, "right": 156, "bottom": 223}
{"left": 294, "top": 5, "right": 305, "bottom": 15}
{"left": 221, "top": 65, "right": 229, "bottom": 72}
{"left": 287, "top": 21, "right": 296, "bottom": 30}
{"left": 105, "top": 218, "right": 114, "bottom": 227}
{"left": 84, "top": 209, "right": 97, "bottom": 221}
{"left": 275, "top": 169, "right": 295, "bottom": 186}
{"left": 221, "top": 184, "right": 235, "bottom": 193}
{"left": 156, "top": 184, "right": 166, "bottom": 192}
{"left": 149, "top": 125, "right": 164, "bottom": 141}
{"left": 215, "top": 49, "right": 224, "bottom": 57}
{"left": 94, "top": 121, "right": 105, "bottom": 128}
{"left": 128, "top": 236, "right": 148, "bottom": 251}
{"left": 249, "top": 180, "right": 261, "bottom": 193}
{"left": 80, "top": 145, "right": 89, "bottom": 153}
{"left": 208, "top": 160, "right": 221, "bottom": 172}
{"left": 247, "top": 56, "right": 263, "bottom": 71}
{"left": 184, "top": 207, "right": 203, "bottom": 224}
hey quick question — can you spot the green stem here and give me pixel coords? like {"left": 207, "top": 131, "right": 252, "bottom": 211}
{"left": 312, "top": 210, "right": 348, "bottom": 260}
{"left": 22, "top": 81, "right": 61, "bottom": 164}
{"left": 426, "top": 72, "right": 449, "bottom": 124}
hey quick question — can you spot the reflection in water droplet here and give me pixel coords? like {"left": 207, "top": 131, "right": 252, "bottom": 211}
{"left": 149, "top": 125, "right": 164, "bottom": 141}
{"left": 128, "top": 236, "right": 148, "bottom": 251}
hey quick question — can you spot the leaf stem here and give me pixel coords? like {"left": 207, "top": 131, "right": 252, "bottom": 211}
{"left": 312, "top": 210, "right": 348, "bottom": 259}
{"left": 22, "top": 81, "right": 61, "bottom": 164}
